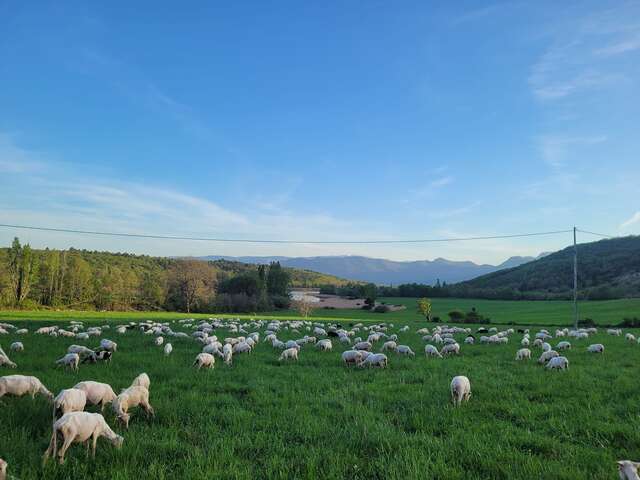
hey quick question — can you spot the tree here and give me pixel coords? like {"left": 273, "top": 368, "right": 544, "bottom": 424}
{"left": 359, "top": 283, "right": 377, "bottom": 309}
{"left": 8, "top": 237, "right": 38, "bottom": 307}
{"left": 167, "top": 260, "right": 216, "bottom": 313}
{"left": 292, "top": 299, "right": 314, "bottom": 318}
{"left": 417, "top": 298, "right": 432, "bottom": 321}
{"left": 266, "top": 262, "right": 290, "bottom": 297}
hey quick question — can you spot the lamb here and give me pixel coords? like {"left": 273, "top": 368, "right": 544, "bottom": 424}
{"left": 315, "top": 339, "right": 332, "bottom": 351}
{"left": 279, "top": 347, "right": 299, "bottom": 361}
{"left": 73, "top": 381, "right": 117, "bottom": 411}
{"left": 43, "top": 412, "right": 123, "bottom": 464}
{"left": 617, "top": 460, "right": 640, "bottom": 480}
{"left": 556, "top": 341, "right": 571, "bottom": 350}
{"left": 82, "top": 350, "right": 112, "bottom": 364}
{"left": 546, "top": 356, "right": 569, "bottom": 370}
{"left": 0, "top": 375, "right": 53, "bottom": 400}
{"left": 53, "top": 388, "right": 87, "bottom": 419}
{"left": 396, "top": 345, "right": 415, "bottom": 356}
{"left": 131, "top": 373, "right": 150, "bottom": 390}
{"left": 164, "top": 343, "right": 173, "bottom": 356}
{"left": 441, "top": 343, "right": 460, "bottom": 356}
{"left": 10, "top": 342, "right": 24, "bottom": 352}
{"left": 56, "top": 353, "right": 80, "bottom": 371}
{"left": 425, "top": 344, "right": 443, "bottom": 358}
{"left": 380, "top": 340, "right": 397, "bottom": 352}
{"left": 587, "top": 343, "right": 605, "bottom": 353}
{"left": 192, "top": 353, "right": 215, "bottom": 370}
{"left": 450, "top": 376, "right": 471, "bottom": 406}
{"left": 112, "top": 386, "right": 154, "bottom": 428}
{"left": 515, "top": 348, "right": 531, "bottom": 360}
{"left": 538, "top": 350, "right": 559, "bottom": 364}
{"left": 341, "top": 350, "right": 363, "bottom": 366}
{"left": 358, "top": 353, "right": 388, "bottom": 368}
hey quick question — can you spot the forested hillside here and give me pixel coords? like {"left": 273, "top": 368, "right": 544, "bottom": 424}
{"left": 0, "top": 238, "right": 352, "bottom": 312}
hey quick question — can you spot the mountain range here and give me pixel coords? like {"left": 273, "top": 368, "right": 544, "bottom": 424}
{"left": 196, "top": 253, "right": 549, "bottom": 285}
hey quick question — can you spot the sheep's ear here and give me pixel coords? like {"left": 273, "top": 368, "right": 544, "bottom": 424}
{"left": 617, "top": 461, "right": 624, "bottom": 468}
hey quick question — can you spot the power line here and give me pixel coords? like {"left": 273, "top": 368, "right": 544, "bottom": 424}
{"left": 0, "top": 223, "right": 574, "bottom": 245}
{"left": 576, "top": 229, "right": 615, "bottom": 239}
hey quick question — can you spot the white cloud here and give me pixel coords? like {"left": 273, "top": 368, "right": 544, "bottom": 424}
{"left": 427, "top": 201, "right": 481, "bottom": 220}
{"left": 537, "top": 135, "right": 607, "bottom": 168}
{"left": 429, "top": 176, "right": 454, "bottom": 188}
{"left": 621, "top": 211, "right": 640, "bottom": 229}
{"left": 0, "top": 134, "right": 46, "bottom": 173}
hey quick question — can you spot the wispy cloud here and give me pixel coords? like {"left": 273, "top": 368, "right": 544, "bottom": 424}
{"left": 427, "top": 201, "right": 481, "bottom": 220}
{"left": 621, "top": 211, "right": 640, "bottom": 229}
{"left": 537, "top": 135, "right": 607, "bottom": 168}
{"left": 429, "top": 176, "right": 454, "bottom": 188}
{"left": 0, "top": 134, "right": 45, "bottom": 173}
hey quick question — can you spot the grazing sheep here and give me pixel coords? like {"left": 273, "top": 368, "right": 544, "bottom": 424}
{"left": 617, "top": 460, "right": 640, "bottom": 480}
{"left": 10, "top": 342, "right": 24, "bottom": 352}
{"left": 541, "top": 342, "right": 551, "bottom": 352}
{"left": 67, "top": 345, "right": 95, "bottom": 358}
{"left": 113, "top": 386, "right": 154, "bottom": 428}
{"left": 82, "top": 350, "right": 112, "bottom": 364}
{"left": 315, "top": 339, "right": 332, "bottom": 351}
{"left": 546, "top": 356, "right": 569, "bottom": 370}
{"left": 56, "top": 353, "right": 80, "bottom": 371}
{"left": 521, "top": 338, "right": 530, "bottom": 347}
{"left": 154, "top": 336, "right": 164, "bottom": 346}
{"left": 0, "top": 375, "right": 53, "bottom": 400}
{"left": 164, "top": 343, "right": 173, "bottom": 356}
{"left": 353, "top": 341, "right": 372, "bottom": 351}
{"left": 587, "top": 343, "right": 605, "bottom": 353}
{"left": 222, "top": 344, "right": 233, "bottom": 365}
{"left": 441, "top": 343, "right": 460, "bottom": 356}
{"left": 131, "top": 373, "right": 150, "bottom": 390}
{"left": 233, "top": 342, "right": 252, "bottom": 354}
{"left": 515, "top": 348, "right": 531, "bottom": 360}
{"left": 396, "top": 345, "right": 415, "bottom": 356}
{"left": 279, "top": 347, "right": 299, "bottom": 362}
{"left": 625, "top": 333, "right": 636, "bottom": 343}
{"left": 425, "top": 344, "right": 443, "bottom": 358}
{"left": 192, "top": 353, "right": 215, "bottom": 370}
{"left": 43, "top": 412, "right": 123, "bottom": 464}
{"left": 358, "top": 353, "right": 388, "bottom": 368}
{"left": 0, "top": 458, "right": 6, "bottom": 480}
{"left": 380, "top": 341, "right": 397, "bottom": 352}
{"left": 538, "top": 350, "right": 559, "bottom": 364}
{"left": 73, "top": 381, "right": 117, "bottom": 411}
{"left": 53, "top": 388, "right": 87, "bottom": 420}
{"left": 607, "top": 328, "right": 622, "bottom": 336}
{"left": 99, "top": 339, "right": 118, "bottom": 352}
{"left": 0, "top": 354, "right": 16, "bottom": 369}
{"left": 556, "top": 341, "right": 571, "bottom": 350}
{"left": 341, "top": 350, "right": 363, "bottom": 366}
{"left": 464, "top": 336, "right": 474, "bottom": 345}
{"left": 450, "top": 376, "right": 471, "bottom": 406}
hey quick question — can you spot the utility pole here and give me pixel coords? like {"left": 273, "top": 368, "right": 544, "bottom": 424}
{"left": 573, "top": 226, "right": 578, "bottom": 329}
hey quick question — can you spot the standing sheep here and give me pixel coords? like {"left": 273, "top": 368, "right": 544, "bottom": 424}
{"left": 10, "top": 342, "right": 23, "bottom": 352}
{"left": 164, "top": 343, "right": 173, "bottom": 356}
{"left": 587, "top": 344, "right": 605, "bottom": 354}
{"left": 358, "top": 353, "right": 388, "bottom": 368}
{"left": 546, "top": 356, "right": 569, "bottom": 370}
{"left": 617, "top": 460, "right": 640, "bottom": 480}
{"left": 73, "top": 381, "right": 117, "bottom": 412}
{"left": 0, "top": 375, "right": 53, "bottom": 401}
{"left": 53, "top": 388, "right": 87, "bottom": 420}
{"left": 341, "top": 350, "right": 363, "bottom": 366}
{"left": 396, "top": 345, "right": 415, "bottom": 356}
{"left": 450, "top": 376, "right": 471, "bottom": 406}
{"left": 192, "top": 353, "right": 215, "bottom": 370}
{"left": 279, "top": 348, "right": 299, "bottom": 362}
{"left": 131, "top": 373, "right": 150, "bottom": 390}
{"left": 425, "top": 345, "right": 443, "bottom": 358}
{"left": 515, "top": 348, "right": 531, "bottom": 360}
{"left": 55, "top": 353, "right": 80, "bottom": 371}
{"left": 43, "top": 412, "right": 123, "bottom": 464}
{"left": 441, "top": 343, "right": 460, "bottom": 356}
{"left": 112, "top": 386, "right": 154, "bottom": 428}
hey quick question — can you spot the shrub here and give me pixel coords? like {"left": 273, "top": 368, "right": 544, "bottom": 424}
{"left": 618, "top": 317, "right": 640, "bottom": 328}
{"left": 578, "top": 318, "right": 597, "bottom": 327}
{"left": 448, "top": 310, "right": 465, "bottom": 321}
{"left": 271, "top": 295, "right": 291, "bottom": 309}
{"left": 374, "top": 305, "right": 390, "bottom": 313}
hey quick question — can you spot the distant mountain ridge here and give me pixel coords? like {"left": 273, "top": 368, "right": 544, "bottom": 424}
{"left": 196, "top": 253, "right": 545, "bottom": 285}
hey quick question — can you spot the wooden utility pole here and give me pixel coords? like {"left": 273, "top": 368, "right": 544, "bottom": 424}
{"left": 573, "top": 226, "right": 578, "bottom": 329}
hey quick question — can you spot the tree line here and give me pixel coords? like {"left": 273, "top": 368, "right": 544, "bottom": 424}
{"left": 0, "top": 238, "right": 294, "bottom": 313}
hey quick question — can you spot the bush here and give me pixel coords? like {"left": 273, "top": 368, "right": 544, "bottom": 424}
{"left": 271, "top": 295, "right": 291, "bottom": 309}
{"left": 578, "top": 318, "right": 597, "bottom": 327}
{"left": 373, "top": 305, "right": 390, "bottom": 313}
{"left": 618, "top": 317, "right": 640, "bottom": 328}
{"left": 448, "top": 310, "right": 465, "bottom": 321}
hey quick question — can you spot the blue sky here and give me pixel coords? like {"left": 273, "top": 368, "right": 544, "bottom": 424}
{"left": 1, "top": 1, "right": 639, "bottom": 263}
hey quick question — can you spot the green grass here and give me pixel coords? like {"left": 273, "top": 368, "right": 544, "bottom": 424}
{"left": 2, "top": 297, "right": 640, "bottom": 326}
{"left": 1, "top": 316, "right": 640, "bottom": 479}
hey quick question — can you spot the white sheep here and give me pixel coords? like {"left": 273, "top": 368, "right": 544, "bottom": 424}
{"left": 53, "top": 388, "right": 87, "bottom": 419}
{"left": 464, "top": 336, "right": 474, "bottom": 345}
{"left": 113, "top": 386, "right": 154, "bottom": 428}
{"left": 0, "top": 374, "right": 53, "bottom": 402}
{"left": 546, "top": 356, "right": 569, "bottom": 370}
{"left": 73, "top": 381, "right": 117, "bottom": 411}
{"left": 625, "top": 333, "right": 636, "bottom": 343}
{"left": 279, "top": 347, "right": 299, "bottom": 361}
{"left": 43, "top": 412, "right": 123, "bottom": 464}
{"left": 0, "top": 354, "right": 16, "bottom": 369}
{"left": 131, "top": 373, "right": 150, "bottom": 390}
{"left": 358, "top": 353, "right": 388, "bottom": 368}
{"left": 450, "top": 376, "right": 471, "bottom": 406}
{"left": 425, "top": 344, "right": 443, "bottom": 358}
{"left": 538, "top": 350, "right": 559, "bottom": 364}
{"left": 164, "top": 343, "right": 173, "bottom": 356}
{"left": 515, "top": 348, "right": 531, "bottom": 360}
{"left": 55, "top": 353, "right": 80, "bottom": 371}
{"left": 587, "top": 343, "right": 605, "bottom": 353}
{"left": 10, "top": 342, "right": 24, "bottom": 352}
{"left": 556, "top": 341, "right": 571, "bottom": 350}
{"left": 607, "top": 328, "right": 622, "bottom": 336}
{"left": 521, "top": 338, "right": 530, "bottom": 347}
{"left": 341, "top": 350, "right": 363, "bottom": 366}
{"left": 541, "top": 342, "right": 552, "bottom": 352}
{"left": 380, "top": 340, "right": 397, "bottom": 352}
{"left": 99, "top": 339, "right": 118, "bottom": 352}
{"left": 154, "top": 336, "right": 164, "bottom": 346}
{"left": 315, "top": 339, "right": 332, "bottom": 351}
{"left": 441, "top": 343, "right": 460, "bottom": 356}
{"left": 0, "top": 458, "right": 6, "bottom": 480}
{"left": 193, "top": 353, "right": 215, "bottom": 370}
{"left": 233, "top": 342, "right": 252, "bottom": 354}
{"left": 396, "top": 345, "right": 415, "bottom": 356}
{"left": 617, "top": 460, "right": 640, "bottom": 480}
{"left": 222, "top": 344, "right": 233, "bottom": 365}
{"left": 354, "top": 341, "right": 372, "bottom": 351}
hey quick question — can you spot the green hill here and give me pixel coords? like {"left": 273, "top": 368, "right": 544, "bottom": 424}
{"left": 451, "top": 235, "right": 640, "bottom": 300}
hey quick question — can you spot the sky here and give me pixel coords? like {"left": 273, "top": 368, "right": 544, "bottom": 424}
{"left": 1, "top": 1, "right": 639, "bottom": 264}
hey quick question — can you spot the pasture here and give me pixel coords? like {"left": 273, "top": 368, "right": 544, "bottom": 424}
{"left": 1, "top": 315, "right": 640, "bottom": 479}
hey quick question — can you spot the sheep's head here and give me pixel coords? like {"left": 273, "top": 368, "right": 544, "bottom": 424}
{"left": 112, "top": 435, "right": 124, "bottom": 449}
{"left": 118, "top": 413, "right": 131, "bottom": 429}
{"left": 618, "top": 461, "right": 640, "bottom": 479}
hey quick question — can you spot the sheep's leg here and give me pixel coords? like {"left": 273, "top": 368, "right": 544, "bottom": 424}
{"left": 43, "top": 430, "right": 57, "bottom": 463}
{"left": 58, "top": 436, "right": 74, "bottom": 464}
{"left": 92, "top": 433, "right": 98, "bottom": 458}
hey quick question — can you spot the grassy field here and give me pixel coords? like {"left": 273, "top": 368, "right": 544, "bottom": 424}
{"left": 1, "top": 317, "right": 640, "bottom": 479}
{"left": 2, "top": 297, "right": 639, "bottom": 327}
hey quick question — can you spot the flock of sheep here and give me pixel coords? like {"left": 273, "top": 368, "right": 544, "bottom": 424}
{"left": 0, "top": 318, "right": 639, "bottom": 479}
